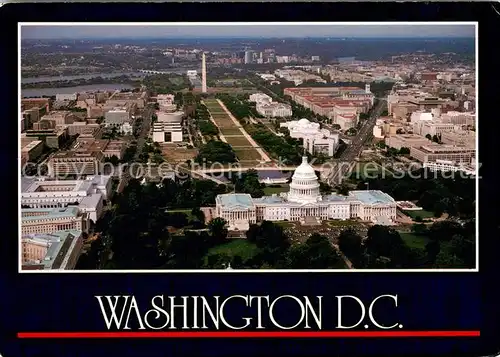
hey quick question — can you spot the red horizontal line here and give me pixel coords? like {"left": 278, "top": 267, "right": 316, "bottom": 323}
{"left": 17, "top": 331, "right": 480, "bottom": 339}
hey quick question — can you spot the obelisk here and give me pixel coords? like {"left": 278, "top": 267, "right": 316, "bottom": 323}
{"left": 201, "top": 53, "right": 207, "bottom": 93}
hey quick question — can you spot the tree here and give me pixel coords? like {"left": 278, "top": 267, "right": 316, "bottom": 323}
{"left": 191, "top": 207, "right": 205, "bottom": 223}
{"left": 287, "top": 234, "right": 340, "bottom": 269}
{"left": 399, "top": 147, "right": 410, "bottom": 155}
{"left": 450, "top": 234, "right": 475, "bottom": 267}
{"left": 336, "top": 184, "right": 349, "bottom": 196}
{"left": 208, "top": 217, "right": 228, "bottom": 244}
{"left": 411, "top": 223, "right": 428, "bottom": 235}
{"left": 433, "top": 251, "right": 465, "bottom": 268}
{"left": 234, "top": 169, "right": 264, "bottom": 198}
{"left": 246, "top": 221, "right": 290, "bottom": 265}
{"left": 365, "top": 225, "right": 407, "bottom": 267}
{"left": 396, "top": 128, "right": 404, "bottom": 134}
{"left": 203, "top": 253, "right": 231, "bottom": 269}
{"left": 319, "top": 182, "right": 333, "bottom": 194}
{"left": 346, "top": 128, "right": 357, "bottom": 136}
{"left": 195, "top": 141, "right": 237, "bottom": 164}
{"left": 337, "top": 229, "right": 363, "bottom": 263}
{"left": 425, "top": 134, "right": 432, "bottom": 140}
{"left": 425, "top": 240, "right": 441, "bottom": 263}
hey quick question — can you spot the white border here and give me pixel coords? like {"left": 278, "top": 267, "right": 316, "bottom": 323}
{"left": 18, "top": 22, "right": 479, "bottom": 273}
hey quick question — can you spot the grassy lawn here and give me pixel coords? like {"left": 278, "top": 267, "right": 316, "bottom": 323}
{"left": 207, "top": 239, "right": 260, "bottom": 261}
{"left": 225, "top": 136, "right": 253, "bottom": 147}
{"left": 220, "top": 128, "right": 244, "bottom": 135}
{"left": 165, "top": 208, "right": 194, "bottom": 220}
{"left": 404, "top": 209, "right": 435, "bottom": 220}
{"left": 263, "top": 185, "right": 289, "bottom": 195}
{"left": 211, "top": 114, "right": 232, "bottom": 120}
{"left": 234, "top": 148, "right": 262, "bottom": 160}
{"left": 399, "top": 232, "right": 430, "bottom": 249}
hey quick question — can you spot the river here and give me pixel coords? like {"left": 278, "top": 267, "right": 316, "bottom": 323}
{"left": 21, "top": 84, "right": 134, "bottom": 98}
{"left": 21, "top": 67, "right": 201, "bottom": 84}
{"left": 21, "top": 72, "right": 144, "bottom": 84}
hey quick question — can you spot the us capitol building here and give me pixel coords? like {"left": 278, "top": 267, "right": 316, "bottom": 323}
{"left": 215, "top": 157, "right": 397, "bottom": 231}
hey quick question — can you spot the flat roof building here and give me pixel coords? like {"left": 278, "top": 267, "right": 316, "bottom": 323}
{"left": 410, "top": 144, "right": 475, "bottom": 164}
{"left": 21, "top": 206, "right": 89, "bottom": 235}
{"left": 385, "top": 134, "right": 431, "bottom": 150}
{"left": 21, "top": 229, "right": 83, "bottom": 270}
{"left": 21, "top": 176, "right": 111, "bottom": 222}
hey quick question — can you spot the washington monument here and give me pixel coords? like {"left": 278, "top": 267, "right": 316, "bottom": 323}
{"left": 201, "top": 52, "right": 207, "bottom": 93}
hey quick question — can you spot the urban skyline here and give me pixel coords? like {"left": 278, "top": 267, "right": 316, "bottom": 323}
{"left": 21, "top": 23, "right": 476, "bottom": 40}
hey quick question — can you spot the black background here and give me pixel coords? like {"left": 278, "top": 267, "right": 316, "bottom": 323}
{"left": 0, "top": 2, "right": 498, "bottom": 357}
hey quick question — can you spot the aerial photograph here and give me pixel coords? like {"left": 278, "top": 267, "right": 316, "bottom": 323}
{"left": 19, "top": 23, "right": 477, "bottom": 271}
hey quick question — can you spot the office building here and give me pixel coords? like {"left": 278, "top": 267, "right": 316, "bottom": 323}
{"left": 21, "top": 176, "right": 111, "bottom": 222}
{"left": 410, "top": 144, "right": 475, "bottom": 164}
{"left": 21, "top": 206, "right": 89, "bottom": 235}
{"left": 21, "top": 229, "right": 83, "bottom": 270}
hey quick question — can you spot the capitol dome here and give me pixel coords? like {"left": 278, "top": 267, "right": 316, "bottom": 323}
{"left": 287, "top": 157, "right": 322, "bottom": 204}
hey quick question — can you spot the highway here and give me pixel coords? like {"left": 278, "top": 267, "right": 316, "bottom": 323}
{"left": 117, "top": 104, "right": 155, "bottom": 193}
{"left": 326, "top": 98, "right": 387, "bottom": 186}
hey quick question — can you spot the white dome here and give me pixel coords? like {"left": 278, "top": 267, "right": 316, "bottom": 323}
{"left": 292, "top": 156, "right": 318, "bottom": 180}
{"left": 287, "top": 157, "right": 322, "bottom": 204}
{"left": 298, "top": 118, "right": 311, "bottom": 125}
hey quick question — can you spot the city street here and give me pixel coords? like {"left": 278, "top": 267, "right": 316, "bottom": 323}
{"left": 327, "top": 98, "right": 387, "bottom": 185}
{"left": 116, "top": 103, "right": 155, "bottom": 193}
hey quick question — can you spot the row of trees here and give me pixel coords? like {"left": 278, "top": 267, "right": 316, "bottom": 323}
{"left": 249, "top": 125, "right": 303, "bottom": 165}
{"left": 337, "top": 221, "right": 475, "bottom": 269}
{"left": 194, "top": 103, "right": 220, "bottom": 137}
{"left": 195, "top": 140, "right": 238, "bottom": 164}
{"left": 354, "top": 169, "right": 475, "bottom": 219}
{"left": 215, "top": 93, "right": 260, "bottom": 123}
{"left": 91, "top": 174, "right": 473, "bottom": 270}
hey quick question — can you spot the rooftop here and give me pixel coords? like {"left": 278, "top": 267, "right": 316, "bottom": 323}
{"left": 217, "top": 193, "right": 255, "bottom": 209}
{"left": 349, "top": 190, "right": 395, "bottom": 205}
{"left": 21, "top": 207, "right": 80, "bottom": 222}
{"left": 22, "top": 229, "right": 82, "bottom": 270}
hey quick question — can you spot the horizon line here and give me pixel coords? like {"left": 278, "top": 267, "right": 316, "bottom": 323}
{"left": 22, "top": 36, "right": 476, "bottom": 40}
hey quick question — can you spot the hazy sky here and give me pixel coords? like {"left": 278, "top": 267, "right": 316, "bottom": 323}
{"left": 21, "top": 24, "right": 475, "bottom": 39}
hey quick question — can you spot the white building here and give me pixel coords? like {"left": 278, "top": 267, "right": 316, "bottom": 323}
{"left": 423, "top": 159, "right": 476, "bottom": 176}
{"left": 336, "top": 113, "right": 358, "bottom": 130}
{"left": 152, "top": 122, "right": 183, "bottom": 143}
{"left": 440, "top": 111, "right": 475, "bottom": 126}
{"left": 21, "top": 176, "right": 111, "bottom": 222}
{"left": 250, "top": 92, "right": 292, "bottom": 118}
{"left": 215, "top": 157, "right": 397, "bottom": 231}
{"left": 56, "top": 93, "right": 78, "bottom": 102}
{"left": 105, "top": 107, "right": 131, "bottom": 126}
{"left": 157, "top": 111, "right": 183, "bottom": 123}
{"left": 280, "top": 119, "right": 339, "bottom": 156}
{"left": 257, "top": 102, "right": 292, "bottom": 118}
{"left": 249, "top": 93, "right": 272, "bottom": 104}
